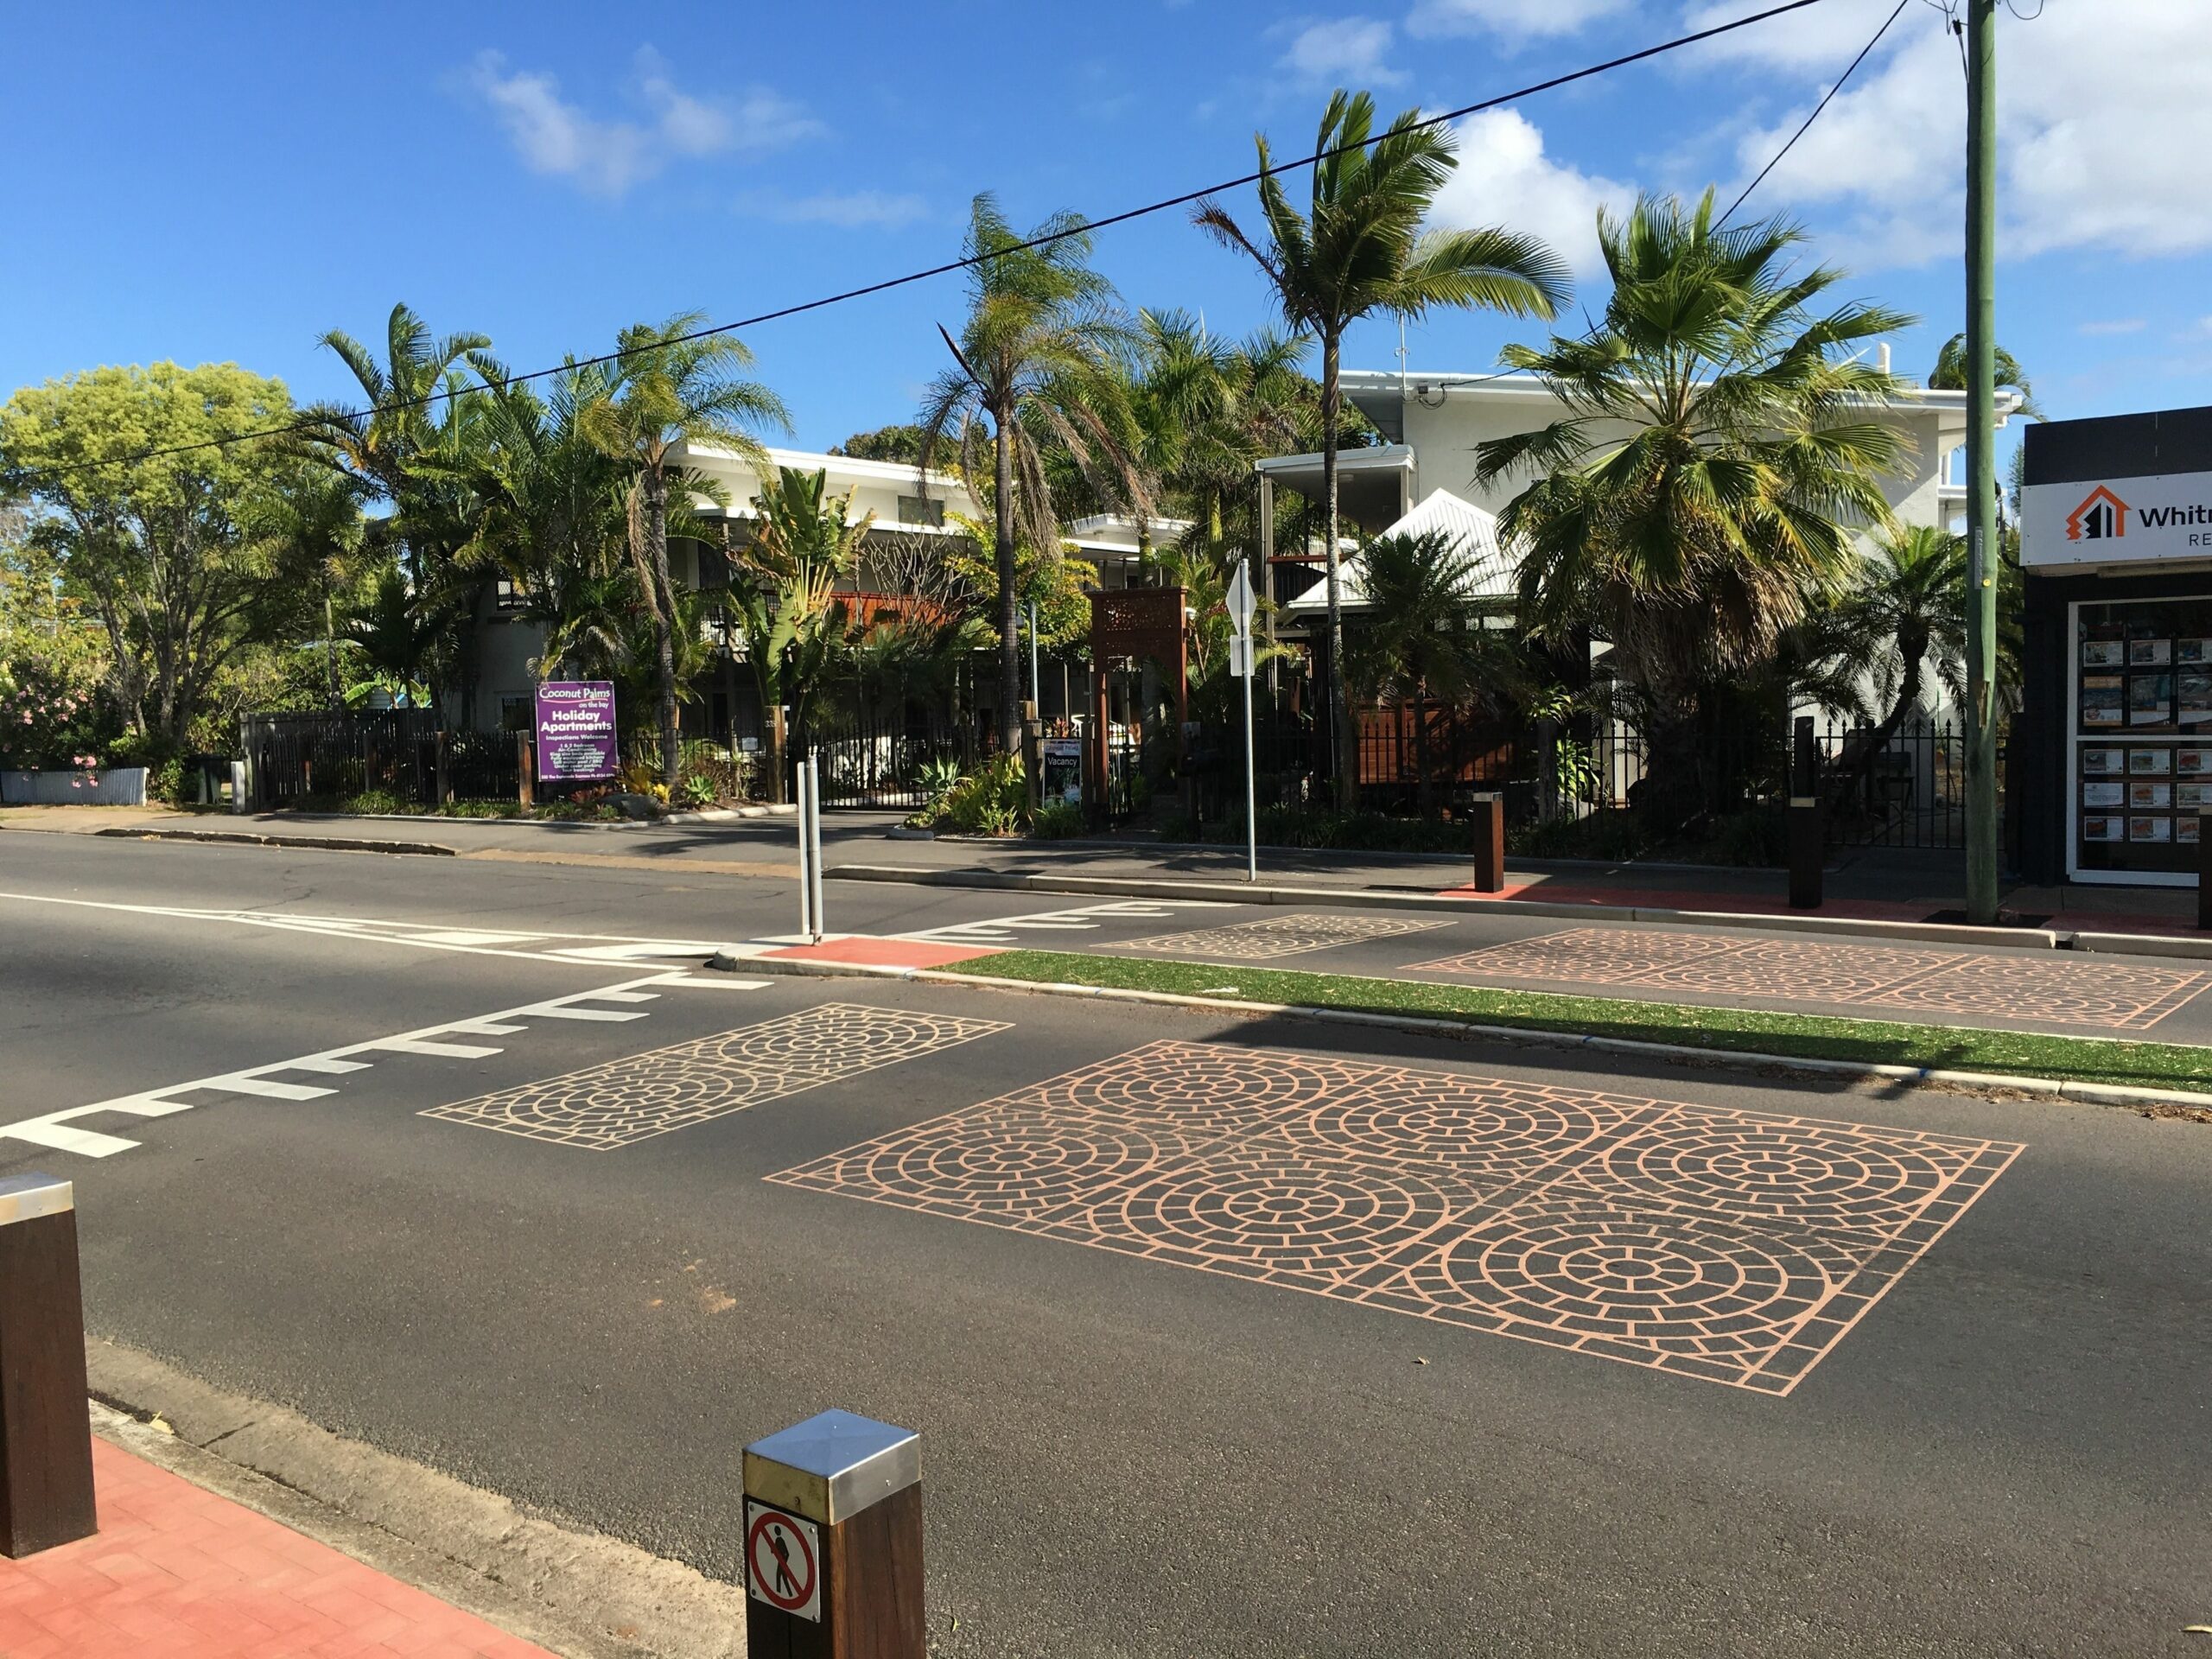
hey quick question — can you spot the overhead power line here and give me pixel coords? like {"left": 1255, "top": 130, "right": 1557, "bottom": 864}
{"left": 1719, "top": 0, "right": 1910, "bottom": 225}
{"left": 10, "top": 0, "right": 1839, "bottom": 486}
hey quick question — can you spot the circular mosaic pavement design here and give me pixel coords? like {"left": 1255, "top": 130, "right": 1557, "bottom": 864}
{"left": 839, "top": 1106, "right": 1181, "bottom": 1215}
{"left": 1274, "top": 1076, "right": 1645, "bottom": 1184}
{"left": 1058, "top": 1041, "right": 1376, "bottom": 1137}
{"left": 1409, "top": 1201, "right": 1857, "bottom": 1355}
{"left": 1591, "top": 1115, "right": 1967, "bottom": 1231}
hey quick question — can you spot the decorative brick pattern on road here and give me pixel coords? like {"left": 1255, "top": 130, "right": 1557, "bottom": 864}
{"left": 770, "top": 1040, "right": 2021, "bottom": 1394}
{"left": 422, "top": 1003, "right": 1008, "bottom": 1148}
{"left": 1111, "top": 912, "right": 1454, "bottom": 961}
{"left": 1412, "top": 926, "right": 2212, "bottom": 1030}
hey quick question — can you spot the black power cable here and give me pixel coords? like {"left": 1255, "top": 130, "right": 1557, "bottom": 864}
{"left": 1719, "top": 0, "right": 1912, "bottom": 226}
{"left": 9, "top": 0, "right": 1841, "bottom": 486}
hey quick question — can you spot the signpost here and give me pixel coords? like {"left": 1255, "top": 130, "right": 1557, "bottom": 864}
{"left": 533, "top": 681, "right": 617, "bottom": 784}
{"left": 1227, "top": 563, "right": 1258, "bottom": 883}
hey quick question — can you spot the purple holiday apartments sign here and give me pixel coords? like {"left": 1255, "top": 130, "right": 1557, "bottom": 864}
{"left": 534, "top": 681, "right": 617, "bottom": 781}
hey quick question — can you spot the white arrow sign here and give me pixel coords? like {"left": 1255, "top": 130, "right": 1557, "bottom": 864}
{"left": 1225, "top": 564, "right": 1256, "bottom": 636}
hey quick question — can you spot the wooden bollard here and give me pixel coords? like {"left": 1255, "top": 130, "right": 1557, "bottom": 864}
{"left": 0, "top": 1174, "right": 97, "bottom": 1558}
{"left": 743, "top": 1409, "right": 922, "bottom": 1658}
{"left": 1470, "top": 791, "right": 1505, "bottom": 893}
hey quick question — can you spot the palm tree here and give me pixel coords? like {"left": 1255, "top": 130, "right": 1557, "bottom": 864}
{"left": 728, "top": 467, "right": 871, "bottom": 747}
{"left": 1475, "top": 189, "right": 1914, "bottom": 822}
{"left": 919, "top": 194, "right": 1144, "bottom": 754}
{"left": 1194, "top": 89, "right": 1567, "bottom": 808}
{"left": 1344, "top": 529, "right": 1525, "bottom": 813}
{"left": 1929, "top": 333, "right": 2043, "bottom": 419}
{"left": 580, "top": 313, "right": 791, "bottom": 786}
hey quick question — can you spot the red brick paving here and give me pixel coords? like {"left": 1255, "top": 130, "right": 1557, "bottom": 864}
{"left": 769, "top": 1040, "right": 2022, "bottom": 1395}
{"left": 764, "top": 938, "right": 1001, "bottom": 969}
{"left": 0, "top": 1436, "right": 553, "bottom": 1658}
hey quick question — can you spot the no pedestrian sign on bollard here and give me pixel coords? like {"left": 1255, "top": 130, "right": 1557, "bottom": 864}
{"left": 746, "top": 1499, "right": 822, "bottom": 1623}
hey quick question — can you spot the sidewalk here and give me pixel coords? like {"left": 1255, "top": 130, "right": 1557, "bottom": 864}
{"left": 0, "top": 1433, "right": 552, "bottom": 1659}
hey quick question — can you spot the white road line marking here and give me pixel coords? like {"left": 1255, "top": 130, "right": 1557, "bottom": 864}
{"left": 447, "top": 1020, "right": 528, "bottom": 1034}
{"left": 897, "top": 899, "right": 1232, "bottom": 946}
{"left": 371, "top": 1039, "right": 505, "bottom": 1059}
{"left": 196, "top": 1077, "right": 337, "bottom": 1102}
{"left": 0, "top": 973, "right": 702, "bottom": 1160}
{"left": 582, "top": 989, "right": 660, "bottom": 1003}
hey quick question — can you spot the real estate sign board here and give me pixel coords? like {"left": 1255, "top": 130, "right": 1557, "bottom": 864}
{"left": 534, "top": 681, "right": 617, "bottom": 781}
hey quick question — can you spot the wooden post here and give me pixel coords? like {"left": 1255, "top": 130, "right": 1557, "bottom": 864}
{"left": 0, "top": 1175, "right": 97, "bottom": 1559}
{"left": 1021, "top": 701, "right": 1041, "bottom": 813}
{"left": 517, "top": 733, "right": 535, "bottom": 809}
{"left": 2199, "top": 807, "right": 2212, "bottom": 931}
{"left": 434, "top": 731, "right": 451, "bottom": 807}
{"left": 743, "top": 1410, "right": 922, "bottom": 1659}
{"left": 1471, "top": 791, "right": 1505, "bottom": 893}
{"left": 769, "top": 708, "right": 789, "bottom": 808}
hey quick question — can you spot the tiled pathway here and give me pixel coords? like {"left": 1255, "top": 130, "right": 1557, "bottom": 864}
{"left": 0, "top": 1437, "right": 551, "bottom": 1658}
{"left": 770, "top": 1039, "right": 2021, "bottom": 1395}
{"left": 1413, "top": 926, "right": 2212, "bottom": 1031}
{"left": 1110, "top": 912, "right": 1453, "bottom": 961}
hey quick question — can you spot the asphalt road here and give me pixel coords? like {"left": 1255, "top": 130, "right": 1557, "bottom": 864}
{"left": 3, "top": 834, "right": 2209, "bottom": 1656}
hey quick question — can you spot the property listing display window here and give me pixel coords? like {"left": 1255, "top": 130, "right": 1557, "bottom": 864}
{"left": 2071, "top": 599, "right": 2212, "bottom": 879}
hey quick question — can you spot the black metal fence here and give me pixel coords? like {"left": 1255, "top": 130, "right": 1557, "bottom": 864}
{"left": 242, "top": 711, "right": 520, "bottom": 807}
{"left": 1108, "top": 706, "right": 1991, "bottom": 855}
{"left": 797, "top": 709, "right": 992, "bottom": 810}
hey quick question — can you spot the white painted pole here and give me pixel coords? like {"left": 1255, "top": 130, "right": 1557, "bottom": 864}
{"left": 806, "top": 754, "right": 826, "bottom": 944}
{"left": 1028, "top": 601, "right": 1040, "bottom": 712}
{"left": 796, "top": 760, "right": 814, "bottom": 940}
{"left": 1243, "top": 642, "right": 1257, "bottom": 884}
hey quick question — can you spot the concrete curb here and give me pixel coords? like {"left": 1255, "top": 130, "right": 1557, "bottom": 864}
{"left": 744, "top": 951, "right": 2212, "bottom": 1117}
{"left": 94, "top": 826, "right": 458, "bottom": 856}
{"left": 824, "top": 863, "right": 2069, "bottom": 950}
{"left": 86, "top": 1338, "right": 746, "bottom": 1658}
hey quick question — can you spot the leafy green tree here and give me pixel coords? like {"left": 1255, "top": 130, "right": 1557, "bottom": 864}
{"left": 1475, "top": 189, "right": 1913, "bottom": 819}
{"left": 257, "top": 461, "right": 371, "bottom": 707}
{"left": 727, "top": 467, "right": 867, "bottom": 742}
{"left": 0, "top": 361, "right": 296, "bottom": 747}
{"left": 919, "top": 194, "right": 1145, "bottom": 752}
{"left": 1195, "top": 89, "right": 1567, "bottom": 808}
{"left": 1344, "top": 529, "right": 1525, "bottom": 813}
{"left": 0, "top": 530, "right": 112, "bottom": 766}
{"left": 580, "top": 313, "right": 791, "bottom": 786}
{"left": 829, "top": 424, "right": 929, "bottom": 463}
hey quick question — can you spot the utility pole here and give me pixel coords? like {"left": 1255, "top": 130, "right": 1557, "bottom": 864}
{"left": 1963, "top": 0, "right": 2000, "bottom": 925}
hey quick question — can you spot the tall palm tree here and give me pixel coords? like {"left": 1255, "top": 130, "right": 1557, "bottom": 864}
{"left": 1929, "top": 333, "right": 2043, "bottom": 419}
{"left": 1194, "top": 89, "right": 1567, "bottom": 808}
{"left": 919, "top": 194, "right": 1144, "bottom": 754}
{"left": 1475, "top": 189, "right": 1914, "bottom": 821}
{"left": 1344, "top": 529, "right": 1524, "bottom": 813}
{"left": 580, "top": 313, "right": 791, "bottom": 786}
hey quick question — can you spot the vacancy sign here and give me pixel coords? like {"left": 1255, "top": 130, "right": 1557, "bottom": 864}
{"left": 744, "top": 1500, "right": 822, "bottom": 1622}
{"left": 2023, "top": 472, "right": 2212, "bottom": 569}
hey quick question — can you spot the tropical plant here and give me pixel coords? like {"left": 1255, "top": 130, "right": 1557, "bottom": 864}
{"left": 1343, "top": 528, "right": 1526, "bottom": 812}
{"left": 1195, "top": 88, "right": 1567, "bottom": 808}
{"left": 258, "top": 461, "right": 371, "bottom": 708}
{"left": 1929, "top": 333, "right": 2043, "bottom": 420}
{"left": 581, "top": 311, "right": 791, "bottom": 786}
{"left": 919, "top": 194, "right": 1144, "bottom": 753}
{"left": 1476, "top": 188, "right": 1914, "bottom": 822}
{"left": 341, "top": 565, "right": 448, "bottom": 708}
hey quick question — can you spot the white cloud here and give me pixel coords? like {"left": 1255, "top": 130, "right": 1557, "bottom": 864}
{"left": 1278, "top": 18, "right": 1404, "bottom": 85}
{"left": 739, "top": 190, "right": 931, "bottom": 231}
{"left": 1716, "top": 1, "right": 2212, "bottom": 267}
{"left": 2079, "top": 318, "right": 2146, "bottom": 337}
{"left": 1408, "top": 0, "right": 1630, "bottom": 43}
{"left": 1427, "top": 108, "right": 1635, "bottom": 276}
{"left": 467, "top": 48, "right": 817, "bottom": 197}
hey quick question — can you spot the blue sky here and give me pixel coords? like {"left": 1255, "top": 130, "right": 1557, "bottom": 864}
{"left": 4, "top": 0, "right": 2205, "bottom": 455}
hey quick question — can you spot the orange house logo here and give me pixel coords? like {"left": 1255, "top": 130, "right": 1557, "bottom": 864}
{"left": 2067, "top": 486, "right": 2129, "bottom": 541}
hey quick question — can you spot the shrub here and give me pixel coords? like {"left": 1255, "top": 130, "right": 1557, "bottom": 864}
{"left": 1031, "top": 800, "right": 1085, "bottom": 840}
{"left": 340, "top": 788, "right": 409, "bottom": 816}
{"left": 936, "top": 752, "right": 1027, "bottom": 834}
{"left": 677, "top": 774, "right": 717, "bottom": 809}
{"left": 915, "top": 754, "right": 963, "bottom": 816}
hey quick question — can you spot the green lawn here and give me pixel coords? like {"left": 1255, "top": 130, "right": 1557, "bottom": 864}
{"left": 944, "top": 950, "right": 2212, "bottom": 1093}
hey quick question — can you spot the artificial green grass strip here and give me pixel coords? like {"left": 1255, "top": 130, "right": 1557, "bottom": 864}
{"left": 944, "top": 950, "right": 2212, "bottom": 1092}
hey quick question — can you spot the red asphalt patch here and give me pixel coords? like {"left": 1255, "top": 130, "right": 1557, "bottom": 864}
{"left": 764, "top": 938, "right": 1001, "bottom": 969}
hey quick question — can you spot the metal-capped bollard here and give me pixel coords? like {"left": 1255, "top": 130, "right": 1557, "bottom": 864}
{"left": 1788, "top": 796, "right": 1823, "bottom": 910}
{"left": 0, "top": 1174, "right": 98, "bottom": 1558}
{"left": 742, "top": 1409, "right": 922, "bottom": 1658}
